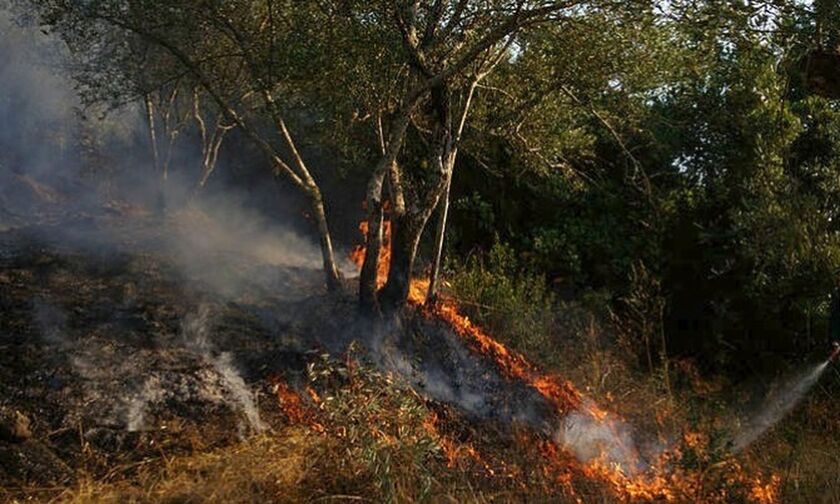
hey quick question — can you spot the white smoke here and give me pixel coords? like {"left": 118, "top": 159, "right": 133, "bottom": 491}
{"left": 126, "top": 375, "right": 166, "bottom": 432}
{"left": 209, "top": 352, "right": 267, "bottom": 435}
{"left": 555, "top": 401, "right": 646, "bottom": 475}
{"left": 123, "top": 306, "right": 268, "bottom": 433}
{"left": 181, "top": 304, "right": 267, "bottom": 434}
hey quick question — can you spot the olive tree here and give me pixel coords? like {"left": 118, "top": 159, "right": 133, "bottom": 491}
{"left": 33, "top": 0, "right": 344, "bottom": 289}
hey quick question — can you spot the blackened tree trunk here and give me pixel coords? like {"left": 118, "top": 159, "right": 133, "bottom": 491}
{"left": 359, "top": 198, "right": 384, "bottom": 311}
{"left": 359, "top": 106, "right": 414, "bottom": 312}
{"left": 378, "top": 215, "right": 421, "bottom": 308}
{"left": 379, "top": 83, "right": 453, "bottom": 311}
{"left": 379, "top": 206, "right": 441, "bottom": 310}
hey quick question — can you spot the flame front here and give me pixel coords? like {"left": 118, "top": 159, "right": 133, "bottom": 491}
{"left": 338, "top": 217, "right": 782, "bottom": 502}
{"left": 270, "top": 375, "right": 324, "bottom": 433}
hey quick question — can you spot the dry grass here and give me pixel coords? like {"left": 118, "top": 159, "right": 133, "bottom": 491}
{"left": 445, "top": 261, "right": 840, "bottom": 503}
{"left": 55, "top": 429, "right": 312, "bottom": 504}
{"left": 7, "top": 278, "right": 837, "bottom": 503}
{"left": 28, "top": 350, "right": 607, "bottom": 504}
{"left": 549, "top": 309, "right": 840, "bottom": 504}
{"left": 37, "top": 421, "right": 591, "bottom": 504}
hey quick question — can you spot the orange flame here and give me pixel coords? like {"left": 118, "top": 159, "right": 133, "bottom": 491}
{"left": 270, "top": 375, "right": 324, "bottom": 433}
{"left": 344, "top": 218, "right": 781, "bottom": 502}
{"left": 349, "top": 207, "right": 392, "bottom": 289}
{"left": 424, "top": 410, "right": 482, "bottom": 469}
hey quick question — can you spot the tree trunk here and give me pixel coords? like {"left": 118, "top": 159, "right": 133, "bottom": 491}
{"left": 359, "top": 106, "right": 414, "bottom": 312}
{"left": 195, "top": 124, "right": 230, "bottom": 191}
{"left": 379, "top": 161, "right": 450, "bottom": 310}
{"left": 425, "top": 173, "right": 451, "bottom": 304}
{"left": 144, "top": 93, "right": 160, "bottom": 172}
{"left": 379, "top": 213, "right": 428, "bottom": 310}
{"left": 426, "top": 79, "right": 477, "bottom": 303}
{"left": 112, "top": 26, "right": 340, "bottom": 290}
{"left": 359, "top": 198, "right": 384, "bottom": 312}
{"left": 378, "top": 82, "right": 453, "bottom": 310}
{"left": 307, "top": 186, "right": 342, "bottom": 291}
{"left": 144, "top": 93, "right": 165, "bottom": 213}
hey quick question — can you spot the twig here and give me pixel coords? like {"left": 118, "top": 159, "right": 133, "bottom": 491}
{"left": 309, "top": 494, "right": 367, "bottom": 502}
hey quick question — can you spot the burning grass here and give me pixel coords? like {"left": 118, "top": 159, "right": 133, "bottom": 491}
{"left": 26, "top": 345, "right": 786, "bottom": 503}
{"left": 257, "top": 349, "right": 623, "bottom": 502}
{"left": 44, "top": 350, "right": 617, "bottom": 503}
{"left": 418, "top": 286, "right": 783, "bottom": 502}
{"left": 347, "top": 217, "right": 784, "bottom": 503}
{"left": 0, "top": 215, "right": 831, "bottom": 502}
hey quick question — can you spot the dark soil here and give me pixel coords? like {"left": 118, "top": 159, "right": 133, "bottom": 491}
{"left": 0, "top": 215, "right": 559, "bottom": 498}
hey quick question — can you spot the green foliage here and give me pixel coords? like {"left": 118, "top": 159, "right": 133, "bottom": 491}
{"left": 447, "top": 242, "right": 557, "bottom": 366}
{"left": 445, "top": 3, "right": 840, "bottom": 373}
{"left": 24, "top": 0, "right": 840, "bottom": 371}
{"left": 307, "top": 347, "right": 440, "bottom": 502}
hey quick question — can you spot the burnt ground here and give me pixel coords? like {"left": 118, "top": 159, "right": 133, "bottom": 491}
{"left": 0, "top": 219, "right": 315, "bottom": 490}
{"left": 0, "top": 214, "right": 557, "bottom": 495}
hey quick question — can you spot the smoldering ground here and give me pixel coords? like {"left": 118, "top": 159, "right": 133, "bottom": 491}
{"left": 0, "top": 8, "right": 650, "bottom": 478}
{"left": 0, "top": 4, "right": 337, "bottom": 460}
{"left": 1, "top": 2, "right": 538, "bottom": 454}
{"left": 0, "top": 5, "right": 827, "bottom": 493}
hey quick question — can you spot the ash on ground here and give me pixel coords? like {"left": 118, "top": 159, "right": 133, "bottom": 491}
{"left": 0, "top": 211, "right": 560, "bottom": 490}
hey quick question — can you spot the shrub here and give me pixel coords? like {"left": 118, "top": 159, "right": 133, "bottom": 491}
{"left": 446, "top": 242, "right": 557, "bottom": 367}
{"left": 305, "top": 346, "right": 442, "bottom": 502}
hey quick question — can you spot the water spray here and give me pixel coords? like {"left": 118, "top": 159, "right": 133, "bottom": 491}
{"left": 729, "top": 342, "right": 839, "bottom": 452}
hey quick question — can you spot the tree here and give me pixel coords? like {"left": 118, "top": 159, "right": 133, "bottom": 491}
{"left": 33, "top": 0, "right": 344, "bottom": 289}
{"left": 191, "top": 86, "right": 237, "bottom": 192}
{"left": 325, "top": 1, "right": 646, "bottom": 311}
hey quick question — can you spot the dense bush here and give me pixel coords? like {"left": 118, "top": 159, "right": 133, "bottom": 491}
{"left": 305, "top": 347, "right": 441, "bottom": 502}
{"left": 446, "top": 242, "right": 558, "bottom": 366}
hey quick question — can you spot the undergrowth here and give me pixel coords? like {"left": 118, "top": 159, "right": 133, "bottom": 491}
{"left": 445, "top": 243, "right": 840, "bottom": 503}
{"left": 40, "top": 347, "right": 603, "bottom": 504}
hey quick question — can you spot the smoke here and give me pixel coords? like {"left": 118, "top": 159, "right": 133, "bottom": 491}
{"left": 0, "top": 7, "right": 119, "bottom": 224}
{"left": 122, "top": 305, "right": 268, "bottom": 433}
{"left": 731, "top": 361, "right": 829, "bottom": 452}
{"left": 0, "top": 9, "right": 78, "bottom": 177}
{"left": 1, "top": 4, "right": 344, "bottom": 440}
{"left": 0, "top": 3, "right": 355, "bottom": 313}
{"left": 31, "top": 299, "right": 129, "bottom": 426}
{"left": 126, "top": 375, "right": 166, "bottom": 432}
{"left": 0, "top": 4, "right": 354, "bottom": 303}
{"left": 10, "top": 2, "right": 799, "bottom": 480}
{"left": 181, "top": 304, "right": 266, "bottom": 434}
{"left": 163, "top": 196, "right": 358, "bottom": 301}
{"left": 553, "top": 361, "right": 832, "bottom": 471}
{"left": 556, "top": 404, "right": 647, "bottom": 475}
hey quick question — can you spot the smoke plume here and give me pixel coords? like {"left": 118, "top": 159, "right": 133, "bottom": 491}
{"left": 181, "top": 304, "right": 266, "bottom": 434}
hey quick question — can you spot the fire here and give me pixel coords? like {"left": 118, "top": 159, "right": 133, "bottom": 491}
{"left": 423, "top": 409, "right": 483, "bottom": 469}
{"left": 349, "top": 209, "right": 392, "bottom": 289}
{"left": 270, "top": 375, "right": 324, "bottom": 432}
{"left": 341, "top": 217, "right": 782, "bottom": 502}
{"left": 349, "top": 221, "right": 575, "bottom": 406}
{"left": 424, "top": 293, "right": 584, "bottom": 415}
{"left": 349, "top": 218, "right": 582, "bottom": 415}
